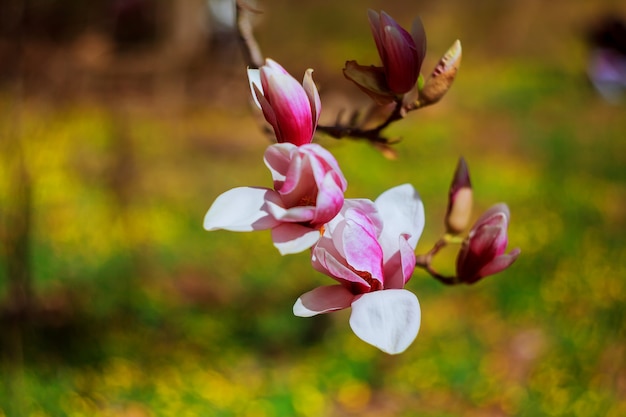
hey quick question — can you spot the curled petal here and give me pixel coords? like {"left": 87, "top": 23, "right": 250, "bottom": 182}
{"left": 271, "top": 223, "right": 322, "bottom": 255}
{"left": 293, "top": 285, "right": 356, "bottom": 317}
{"left": 312, "top": 245, "right": 373, "bottom": 292}
{"left": 349, "top": 289, "right": 421, "bottom": 354}
{"left": 342, "top": 209, "right": 384, "bottom": 284}
{"left": 203, "top": 187, "right": 281, "bottom": 232}
{"left": 264, "top": 142, "right": 295, "bottom": 187}
{"left": 312, "top": 172, "right": 347, "bottom": 225}
{"left": 303, "top": 68, "right": 321, "bottom": 130}
{"left": 383, "top": 235, "right": 416, "bottom": 289}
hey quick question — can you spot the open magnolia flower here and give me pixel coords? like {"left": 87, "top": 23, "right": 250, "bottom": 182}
{"left": 456, "top": 203, "right": 521, "bottom": 284}
{"left": 293, "top": 184, "right": 425, "bottom": 354}
{"left": 248, "top": 59, "right": 321, "bottom": 146}
{"left": 204, "top": 142, "right": 347, "bottom": 255}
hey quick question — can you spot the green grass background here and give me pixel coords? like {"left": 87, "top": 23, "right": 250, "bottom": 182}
{"left": 1, "top": 0, "right": 626, "bottom": 416}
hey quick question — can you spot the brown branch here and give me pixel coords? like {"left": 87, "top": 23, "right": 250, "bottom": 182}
{"left": 415, "top": 237, "right": 459, "bottom": 285}
{"left": 236, "top": 0, "right": 264, "bottom": 68}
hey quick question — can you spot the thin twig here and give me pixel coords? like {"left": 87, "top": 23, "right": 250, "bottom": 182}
{"left": 236, "top": 0, "right": 264, "bottom": 68}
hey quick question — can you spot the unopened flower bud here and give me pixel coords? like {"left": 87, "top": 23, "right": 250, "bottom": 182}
{"left": 248, "top": 59, "right": 321, "bottom": 146}
{"left": 369, "top": 10, "right": 425, "bottom": 95}
{"left": 445, "top": 157, "right": 472, "bottom": 235}
{"left": 420, "top": 40, "right": 462, "bottom": 105}
{"left": 455, "top": 204, "right": 520, "bottom": 284}
{"left": 344, "top": 11, "right": 426, "bottom": 101}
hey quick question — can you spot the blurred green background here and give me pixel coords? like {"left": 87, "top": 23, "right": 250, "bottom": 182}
{"left": 1, "top": 0, "right": 626, "bottom": 416}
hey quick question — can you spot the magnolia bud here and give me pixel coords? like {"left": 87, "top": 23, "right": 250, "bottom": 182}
{"left": 455, "top": 204, "right": 521, "bottom": 284}
{"left": 445, "top": 157, "right": 472, "bottom": 235}
{"left": 419, "top": 40, "right": 462, "bottom": 106}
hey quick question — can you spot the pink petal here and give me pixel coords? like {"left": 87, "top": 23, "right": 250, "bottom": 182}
{"left": 264, "top": 72, "right": 314, "bottom": 146}
{"left": 383, "top": 235, "right": 416, "bottom": 289}
{"left": 203, "top": 187, "right": 281, "bottom": 232}
{"left": 342, "top": 209, "right": 384, "bottom": 283}
{"left": 271, "top": 223, "right": 321, "bottom": 255}
{"left": 254, "top": 84, "right": 282, "bottom": 142}
{"left": 375, "top": 184, "right": 425, "bottom": 262}
{"left": 302, "top": 144, "right": 347, "bottom": 190}
{"left": 293, "top": 285, "right": 355, "bottom": 317}
{"left": 264, "top": 143, "right": 296, "bottom": 186}
{"left": 312, "top": 245, "right": 372, "bottom": 292}
{"left": 264, "top": 58, "right": 290, "bottom": 75}
{"left": 349, "top": 289, "right": 421, "bottom": 354}
{"left": 312, "top": 172, "right": 345, "bottom": 225}
{"left": 476, "top": 248, "right": 521, "bottom": 280}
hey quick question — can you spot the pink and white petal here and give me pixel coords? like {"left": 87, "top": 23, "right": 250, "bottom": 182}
{"left": 293, "top": 285, "right": 355, "bottom": 317}
{"left": 302, "top": 144, "right": 347, "bottom": 190}
{"left": 254, "top": 84, "right": 282, "bottom": 141}
{"left": 247, "top": 67, "right": 262, "bottom": 108}
{"left": 349, "top": 289, "right": 421, "bottom": 355}
{"left": 382, "top": 235, "right": 416, "bottom": 289}
{"left": 204, "top": 187, "right": 281, "bottom": 232}
{"left": 264, "top": 143, "right": 296, "bottom": 185}
{"left": 302, "top": 69, "right": 322, "bottom": 127}
{"left": 264, "top": 58, "right": 291, "bottom": 75}
{"left": 312, "top": 172, "right": 345, "bottom": 225}
{"left": 375, "top": 184, "right": 425, "bottom": 262}
{"left": 271, "top": 223, "right": 321, "bottom": 255}
{"left": 343, "top": 209, "right": 384, "bottom": 280}
{"left": 312, "top": 246, "right": 372, "bottom": 292}
{"left": 341, "top": 199, "right": 383, "bottom": 234}
{"left": 265, "top": 72, "right": 314, "bottom": 146}
{"left": 267, "top": 204, "right": 316, "bottom": 223}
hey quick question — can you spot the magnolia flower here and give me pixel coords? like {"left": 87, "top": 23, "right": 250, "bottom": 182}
{"left": 248, "top": 59, "right": 321, "bottom": 146}
{"left": 368, "top": 10, "right": 425, "bottom": 95}
{"left": 456, "top": 204, "right": 521, "bottom": 284}
{"left": 293, "top": 184, "right": 425, "bottom": 354}
{"left": 343, "top": 10, "right": 425, "bottom": 103}
{"left": 204, "top": 143, "right": 347, "bottom": 255}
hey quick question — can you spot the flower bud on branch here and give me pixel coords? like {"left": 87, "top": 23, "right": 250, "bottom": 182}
{"left": 445, "top": 157, "right": 473, "bottom": 235}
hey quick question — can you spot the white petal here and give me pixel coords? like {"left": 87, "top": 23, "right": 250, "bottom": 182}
{"left": 293, "top": 285, "right": 355, "bottom": 317}
{"left": 247, "top": 67, "right": 262, "bottom": 109}
{"left": 271, "top": 223, "right": 321, "bottom": 255}
{"left": 375, "top": 184, "right": 425, "bottom": 262}
{"left": 349, "top": 289, "right": 421, "bottom": 355}
{"left": 203, "top": 187, "right": 280, "bottom": 232}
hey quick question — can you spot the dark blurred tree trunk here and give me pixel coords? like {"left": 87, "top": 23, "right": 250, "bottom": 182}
{"left": 2, "top": 0, "right": 34, "bottom": 318}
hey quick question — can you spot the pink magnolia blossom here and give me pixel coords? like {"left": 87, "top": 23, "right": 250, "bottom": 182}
{"left": 203, "top": 143, "right": 347, "bottom": 255}
{"left": 248, "top": 59, "right": 321, "bottom": 146}
{"left": 293, "top": 184, "right": 425, "bottom": 354}
{"left": 368, "top": 10, "right": 425, "bottom": 95}
{"left": 456, "top": 203, "right": 521, "bottom": 284}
